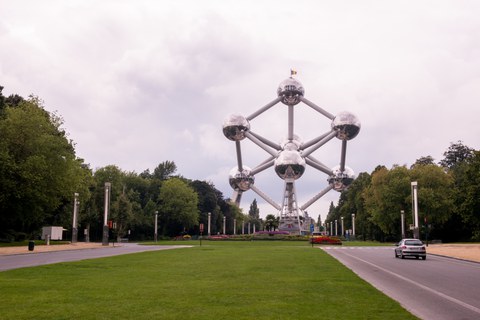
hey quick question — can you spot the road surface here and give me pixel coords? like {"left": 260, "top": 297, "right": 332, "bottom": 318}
{"left": 321, "top": 246, "right": 480, "bottom": 320}
{"left": 0, "top": 243, "right": 191, "bottom": 272}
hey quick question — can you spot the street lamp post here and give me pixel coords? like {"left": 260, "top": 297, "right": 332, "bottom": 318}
{"left": 223, "top": 216, "right": 226, "bottom": 234}
{"left": 335, "top": 220, "right": 338, "bottom": 236}
{"left": 72, "top": 193, "right": 79, "bottom": 243}
{"left": 341, "top": 217, "right": 344, "bottom": 237}
{"left": 207, "top": 212, "right": 211, "bottom": 236}
{"left": 154, "top": 211, "right": 158, "bottom": 242}
{"left": 400, "top": 210, "right": 405, "bottom": 239}
{"left": 411, "top": 181, "right": 419, "bottom": 239}
{"left": 234, "top": 219, "right": 237, "bottom": 235}
{"left": 102, "top": 182, "right": 111, "bottom": 246}
{"left": 352, "top": 213, "right": 356, "bottom": 237}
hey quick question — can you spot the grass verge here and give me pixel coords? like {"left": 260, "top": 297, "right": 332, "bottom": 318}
{"left": 0, "top": 241, "right": 417, "bottom": 320}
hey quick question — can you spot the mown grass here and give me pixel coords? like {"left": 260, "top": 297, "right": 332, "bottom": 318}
{"left": 0, "top": 241, "right": 417, "bottom": 320}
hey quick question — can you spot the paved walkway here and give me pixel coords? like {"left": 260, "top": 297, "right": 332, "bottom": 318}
{"left": 0, "top": 242, "right": 107, "bottom": 256}
{"left": 426, "top": 243, "right": 480, "bottom": 263}
{"left": 0, "top": 243, "right": 192, "bottom": 271}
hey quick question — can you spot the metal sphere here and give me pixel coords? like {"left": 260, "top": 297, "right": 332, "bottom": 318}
{"left": 328, "top": 165, "right": 355, "bottom": 192}
{"left": 274, "top": 150, "right": 306, "bottom": 180}
{"left": 277, "top": 77, "right": 305, "bottom": 106}
{"left": 331, "top": 111, "right": 361, "bottom": 140}
{"left": 229, "top": 166, "right": 255, "bottom": 191}
{"left": 223, "top": 114, "right": 250, "bottom": 141}
{"left": 281, "top": 135, "right": 302, "bottom": 151}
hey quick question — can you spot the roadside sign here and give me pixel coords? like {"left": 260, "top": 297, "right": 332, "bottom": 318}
{"left": 310, "top": 224, "right": 314, "bottom": 233}
{"left": 200, "top": 223, "right": 204, "bottom": 233}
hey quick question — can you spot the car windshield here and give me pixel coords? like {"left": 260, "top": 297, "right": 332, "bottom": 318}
{"left": 405, "top": 240, "right": 423, "bottom": 246}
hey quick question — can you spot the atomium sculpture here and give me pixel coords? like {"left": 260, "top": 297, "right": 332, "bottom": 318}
{"left": 223, "top": 72, "right": 360, "bottom": 234}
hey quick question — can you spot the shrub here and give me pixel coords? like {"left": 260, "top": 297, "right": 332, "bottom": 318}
{"left": 310, "top": 236, "right": 342, "bottom": 245}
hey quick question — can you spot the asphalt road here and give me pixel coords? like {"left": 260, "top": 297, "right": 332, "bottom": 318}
{"left": 0, "top": 243, "right": 191, "bottom": 272}
{"left": 321, "top": 246, "right": 480, "bottom": 320}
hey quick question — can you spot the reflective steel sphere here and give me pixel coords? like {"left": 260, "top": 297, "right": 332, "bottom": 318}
{"left": 328, "top": 166, "right": 355, "bottom": 191}
{"left": 229, "top": 166, "right": 254, "bottom": 191}
{"left": 331, "top": 111, "right": 361, "bottom": 140}
{"left": 274, "top": 150, "right": 306, "bottom": 180}
{"left": 277, "top": 77, "right": 305, "bottom": 106}
{"left": 223, "top": 114, "right": 250, "bottom": 141}
{"left": 281, "top": 135, "right": 302, "bottom": 151}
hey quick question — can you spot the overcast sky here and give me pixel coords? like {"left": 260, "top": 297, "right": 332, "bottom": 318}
{"left": 1, "top": 1, "right": 479, "bottom": 220}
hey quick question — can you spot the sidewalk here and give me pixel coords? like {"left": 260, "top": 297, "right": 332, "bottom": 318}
{"left": 0, "top": 242, "right": 112, "bottom": 256}
{"left": 2, "top": 242, "right": 480, "bottom": 262}
{"left": 426, "top": 243, "right": 480, "bottom": 263}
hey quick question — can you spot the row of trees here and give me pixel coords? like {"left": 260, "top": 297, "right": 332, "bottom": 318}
{"left": 325, "top": 142, "right": 480, "bottom": 242}
{"left": 0, "top": 87, "right": 262, "bottom": 241}
{"left": 1, "top": 86, "right": 478, "bottom": 242}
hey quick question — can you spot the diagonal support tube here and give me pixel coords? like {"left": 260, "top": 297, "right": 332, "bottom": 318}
{"left": 251, "top": 158, "right": 275, "bottom": 175}
{"left": 231, "top": 190, "right": 243, "bottom": 206}
{"left": 302, "top": 130, "right": 335, "bottom": 150}
{"left": 247, "top": 97, "right": 282, "bottom": 121}
{"left": 300, "top": 185, "right": 334, "bottom": 211}
{"left": 244, "top": 131, "right": 278, "bottom": 157}
{"left": 305, "top": 157, "right": 333, "bottom": 175}
{"left": 249, "top": 131, "right": 282, "bottom": 151}
{"left": 300, "top": 96, "right": 335, "bottom": 120}
{"left": 302, "top": 131, "right": 337, "bottom": 158}
{"left": 250, "top": 184, "right": 281, "bottom": 210}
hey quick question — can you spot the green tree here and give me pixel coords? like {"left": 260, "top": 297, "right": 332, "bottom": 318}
{"left": 363, "top": 166, "right": 411, "bottom": 240}
{"left": 451, "top": 151, "right": 480, "bottom": 240}
{"left": 412, "top": 155, "right": 435, "bottom": 167}
{"left": 439, "top": 141, "right": 474, "bottom": 169}
{"left": 410, "top": 164, "right": 454, "bottom": 226}
{"left": 264, "top": 214, "right": 279, "bottom": 231}
{"left": 158, "top": 178, "right": 199, "bottom": 236}
{"left": 248, "top": 198, "right": 262, "bottom": 231}
{"left": 111, "top": 192, "right": 134, "bottom": 241}
{"left": 190, "top": 180, "right": 221, "bottom": 233}
{"left": 153, "top": 161, "right": 177, "bottom": 180}
{"left": 0, "top": 96, "right": 89, "bottom": 238}
{"left": 337, "top": 172, "right": 375, "bottom": 240}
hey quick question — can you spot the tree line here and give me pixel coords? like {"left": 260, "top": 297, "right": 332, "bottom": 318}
{"left": 0, "top": 87, "right": 257, "bottom": 241}
{"left": 325, "top": 142, "right": 480, "bottom": 242}
{"left": 1, "top": 86, "right": 478, "bottom": 242}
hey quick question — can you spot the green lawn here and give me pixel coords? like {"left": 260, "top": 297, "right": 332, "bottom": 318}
{"left": 0, "top": 241, "right": 417, "bottom": 320}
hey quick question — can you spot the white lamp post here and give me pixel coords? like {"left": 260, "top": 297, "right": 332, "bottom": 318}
{"left": 352, "top": 213, "right": 356, "bottom": 237}
{"left": 207, "top": 212, "right": 211, "bottom": 236}
{"left": 400, "top": 210, "right": 405, "bottom": 239}
{"left": 102, "top": 182, "right": 111, "bottom": 246}
{"left": 341, "top": 217, "right": 344, "bottom": 237}
{"left": 411, "top": 181, "right": 419, "bottom": 239}
{"left": 154, "top": 211, "right": 158, "bottom": 242}
{"left": 72, "top": 193, "right": 79, "bottom": 243}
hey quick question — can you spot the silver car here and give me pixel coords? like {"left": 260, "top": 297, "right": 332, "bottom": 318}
{"left": 395, "top": 238, "right": 427, "bottom": 260}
